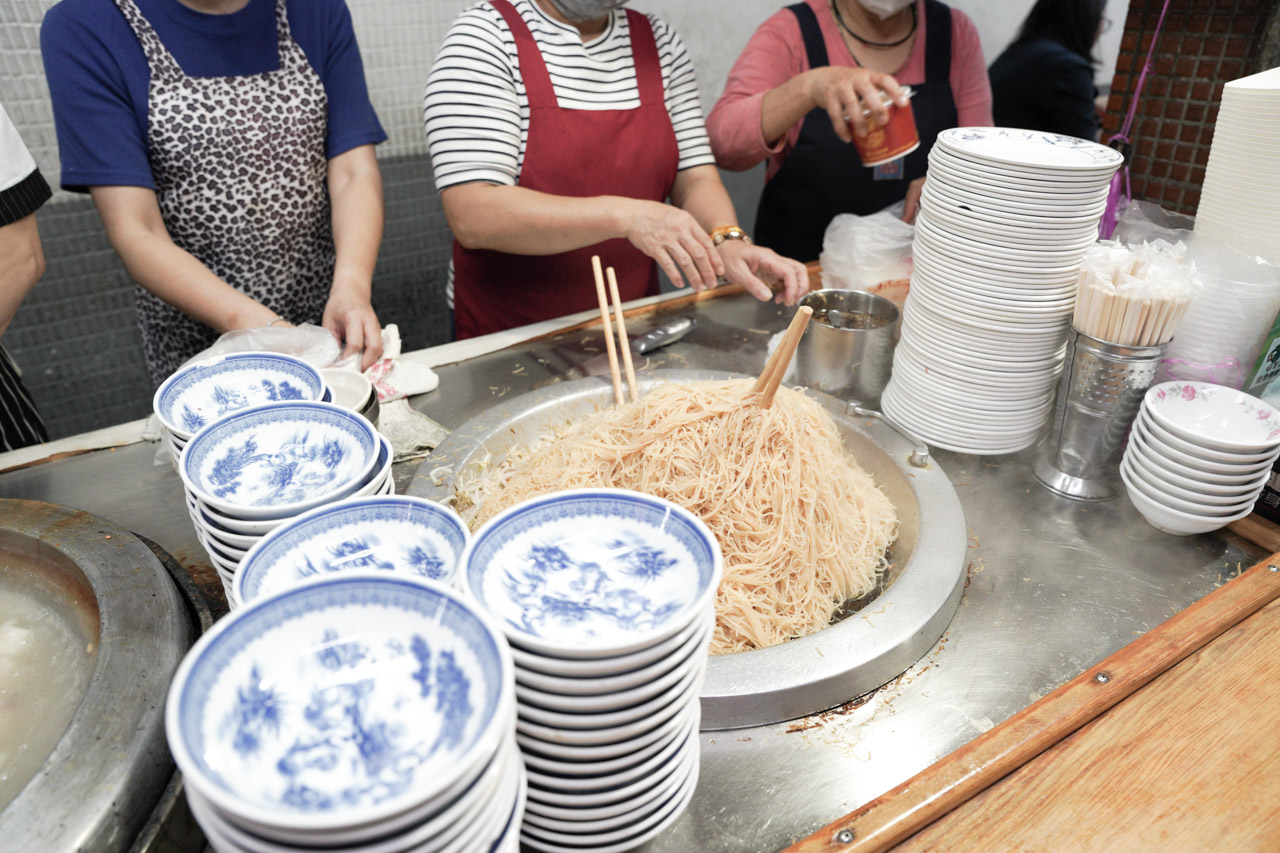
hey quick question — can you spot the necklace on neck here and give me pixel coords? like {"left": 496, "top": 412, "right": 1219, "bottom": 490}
{"left": 831, "top": 1, "right": 917, "bottom": 49}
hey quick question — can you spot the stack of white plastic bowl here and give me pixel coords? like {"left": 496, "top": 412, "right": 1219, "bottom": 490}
{"left": 166, "top": 574, "right": 525, "bottom": 853}
{"left": 153, "top": 352, "right": 330, "bottom": 465}
{"left": 461, "top": 489, "right": 720, "bottom": 853}
{"left": 233, "top": 495, "right": 469, "bottom": 607}
{"left": 882, "top": 127, "right": 1122, "bottom": 454}
{"left": 179, "top": 401, "right": 392, "bottom": 604}
{"left": 1194, "top": 66, "right": 1280, "bottom": 267}
{"left": 1120, "top": 380, "right": 1280, "bottom": 535}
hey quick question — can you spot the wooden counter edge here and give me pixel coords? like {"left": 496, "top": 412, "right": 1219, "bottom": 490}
{"left": 781, "top": 550, "right": 1280, "bottom": 853}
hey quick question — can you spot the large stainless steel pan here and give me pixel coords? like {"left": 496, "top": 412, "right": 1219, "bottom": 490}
{"left": 408, "top": 370, "right": 967, "bottom": 729}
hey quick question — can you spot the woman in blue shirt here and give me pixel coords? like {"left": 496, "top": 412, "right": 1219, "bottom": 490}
{"left": 42, "top": 0, "right": 388, "bottom": 384}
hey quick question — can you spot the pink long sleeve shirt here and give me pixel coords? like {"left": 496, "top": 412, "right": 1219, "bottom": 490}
{"left": 707, "top": 0, "right": 993, "bottom": 181}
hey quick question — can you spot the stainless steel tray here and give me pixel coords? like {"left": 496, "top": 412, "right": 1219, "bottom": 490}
{"left": 408, "top": 370, "right": 968, "bottom": 729}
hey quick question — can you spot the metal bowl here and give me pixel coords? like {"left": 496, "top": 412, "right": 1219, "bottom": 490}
{"left": 408, "top": 370, "right": 966, "bottom": 729}
{"left": 0, "top": 500, "right": 193, "bottom": 848}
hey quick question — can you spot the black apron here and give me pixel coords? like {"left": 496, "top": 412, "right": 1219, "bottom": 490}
{"left": 754, "top": 0, "right": 959, "bottom": 263}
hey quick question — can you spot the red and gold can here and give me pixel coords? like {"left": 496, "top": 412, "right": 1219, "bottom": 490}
{"left": 852, "top": 86, "right": 919, "bottom": 168}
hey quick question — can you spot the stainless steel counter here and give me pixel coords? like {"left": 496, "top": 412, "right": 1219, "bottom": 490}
{"left": 0, "top": 290, "right": 1264, "bottom": 852}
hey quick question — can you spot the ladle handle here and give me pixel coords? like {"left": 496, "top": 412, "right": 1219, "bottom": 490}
{"left": 850, "top": 404, "right": 931, "bottom": 468}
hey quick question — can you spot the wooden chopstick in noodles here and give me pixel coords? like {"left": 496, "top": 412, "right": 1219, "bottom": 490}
{"left": 605, "top": 266, "right": 639, "bottom": 403}
{"left": 757, "top": 306, "right": 813, "bottom": 408}
{"left": 591, "top": 255, "right": 624, "bottom": 406}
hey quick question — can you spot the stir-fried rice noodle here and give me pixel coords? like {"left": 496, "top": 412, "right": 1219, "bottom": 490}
{"left": 466, "top": 379, "right": 899, "bottom": 654}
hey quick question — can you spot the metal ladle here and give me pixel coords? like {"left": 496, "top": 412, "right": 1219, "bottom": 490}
{"left": 826, "top": 308, "right": 844, "bottom": 329}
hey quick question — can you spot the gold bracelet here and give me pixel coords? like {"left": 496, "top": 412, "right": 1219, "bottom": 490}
{"left": 710, "top": 225, "right": 752, "bottom": 246}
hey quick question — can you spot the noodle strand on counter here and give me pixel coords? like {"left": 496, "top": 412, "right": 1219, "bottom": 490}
{"left": 466, "top": 379, "right": 899, "bottom": 654}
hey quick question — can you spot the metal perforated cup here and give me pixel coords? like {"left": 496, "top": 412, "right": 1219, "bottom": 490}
{"left": 1034, "top": 329, "right": 1169, "bottom": 501}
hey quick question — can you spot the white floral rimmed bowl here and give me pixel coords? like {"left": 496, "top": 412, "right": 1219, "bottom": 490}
{"left": 155, "top": 352, "right": 326, "bottom": 441}
{"left": 1130, "top": 416, "right": 1277, "bottom": 476}
{"left": 1124, "top": 443, "right": 1270, "bottom": 501}
{"left": 1120, "top": 465, "right": 1255, "bottom": 536}
{"left": 1137, "top": 409, "right": 1280, "bottom": 466}
{"left": 1120, "top": 456, "right": 1260, "bottom": 513}
{"left": 461, "top": 489, "right": 722, "bottom": 660}
{"left": 235, "top": 495, "right": 468, "bottom": 606}
{"left": 165, "top": 574, "right": 514, "bottom": 841}
{"left": 180, "top": 402, "right": 379, "bottom": 520}
{"left": 351, "top": 435, "right": 394, "bottom": 497}
{"left": 1128, "top": 426, "right": 1274, "bottom": 486}
{"left": 1143, "top": 381, "right": 1280, "bottom": 453}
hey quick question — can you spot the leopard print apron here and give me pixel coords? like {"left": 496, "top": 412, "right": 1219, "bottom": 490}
{"left": 115, "top": 0, "right": 334, "bottom": 386}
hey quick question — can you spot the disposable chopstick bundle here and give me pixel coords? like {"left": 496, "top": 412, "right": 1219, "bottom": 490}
{"left": 1071, "top": 240, "right": 1194, "bottom": 347}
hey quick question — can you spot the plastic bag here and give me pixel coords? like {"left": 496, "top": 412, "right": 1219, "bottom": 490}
{"left": 1112, "top": 199, "right": 1194, "bottom": 247}
{"left": 818, "top": 201, "right": 914, "bottom": 310}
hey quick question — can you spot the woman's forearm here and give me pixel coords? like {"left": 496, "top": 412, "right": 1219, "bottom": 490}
{"left": 670, "top": 165, "right": 739, "bottom": 233}
{"left": 759, "top": 71, "right": 819, "bottom": 148}
{"left": 327, "top": 145, "right": 383, "bottom": 298}
{"left": 441, "top": 183, "right": 641, "bottom": 255}
{"left": 90, "top": 186, "right": 277, "bottom": 331}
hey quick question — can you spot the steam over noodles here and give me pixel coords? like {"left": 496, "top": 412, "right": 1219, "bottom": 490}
{"left": 465, "top": 379, "right": 898, "bottom": 654}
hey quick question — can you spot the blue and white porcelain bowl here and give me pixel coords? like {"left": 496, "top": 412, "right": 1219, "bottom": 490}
{"left": 166, "top": 575, "right": 515, "bottom": 838}
{"left": 235, "top": 496, "right": 469, "bottom": 606}
{"left": 461, "top": 489, "right": 722, "bottom": 659}
{"left": 154, "top": 351, "right": 327, "bottom": 440}
{"left": 180, "top": 401, "right": 379, "bottom": 520}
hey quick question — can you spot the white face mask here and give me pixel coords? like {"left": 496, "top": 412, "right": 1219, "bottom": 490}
{"left": 858, "top": 0, "right": 915, "bottom": 20}
{"left": 545, "top": 0, "right": 630, "bottom": 23}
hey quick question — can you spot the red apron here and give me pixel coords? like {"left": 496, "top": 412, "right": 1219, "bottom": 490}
{"left": 452, "top": 0, "right": 680, "bottom": 339}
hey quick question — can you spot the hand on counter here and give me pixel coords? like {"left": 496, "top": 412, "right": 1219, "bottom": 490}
{"left": 623, "top": 200, "right": 724, "bottom": 292}
{"left": 323, "top": 276, "right": 383, "bottom": 370}
{"left": 715, "top": 239, "right": 809, "bottom": 306}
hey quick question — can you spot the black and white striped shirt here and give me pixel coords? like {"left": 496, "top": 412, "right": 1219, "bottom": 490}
{"left": 423, "top": 0, "right": 715, "bottom": 190}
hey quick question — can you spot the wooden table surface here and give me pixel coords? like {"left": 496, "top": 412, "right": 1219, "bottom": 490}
{"left": 893, "top": 582, "right": 1280, "bottom": 851}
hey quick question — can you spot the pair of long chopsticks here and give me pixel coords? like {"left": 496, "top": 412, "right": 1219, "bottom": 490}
{"left": 751, "top": 306, "right": 813, "bottom": 408}
{"left": 592, "top": 255, "right": 639, "bottom": 405}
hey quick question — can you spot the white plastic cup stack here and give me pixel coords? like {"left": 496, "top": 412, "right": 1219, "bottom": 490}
{"left": 1120, "top": 380, "right": 1280, "bottom": 535}
{"left": 460, "top": 489, "right": 721, "bottom": 853}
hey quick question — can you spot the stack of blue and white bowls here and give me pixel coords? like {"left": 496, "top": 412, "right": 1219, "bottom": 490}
{"left": 233, "top": 495, "right": 469, "bottom": 607}
{"left": 166, "top": 574, "right": 525, "bottom": 853}
{"left": 175, "top": 395, "right": 392, "bottom": 605}
{"left": 461, "top": 488, "right": 719, "bottom": 852}
{"left": 153, "top": 352, "right": 332, "bottom": 465}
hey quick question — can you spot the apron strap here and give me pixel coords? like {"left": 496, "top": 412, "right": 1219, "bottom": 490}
{"left": 624, "top": 9, "right": 664, "bottom": 107}
{"left": 273, "top": 0, "right": 307, "bottom": 71}
{"left": 788, "top": 3, "right": 829, "bottom": 69}
{"left": 490, "top": 0, "right": 558, "bottom": 109}
{"left": 921, "top": 0, "right": 952, "bottom": 83}
{"left": 112, "top": 0, "right": 184, "bottom": 81}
